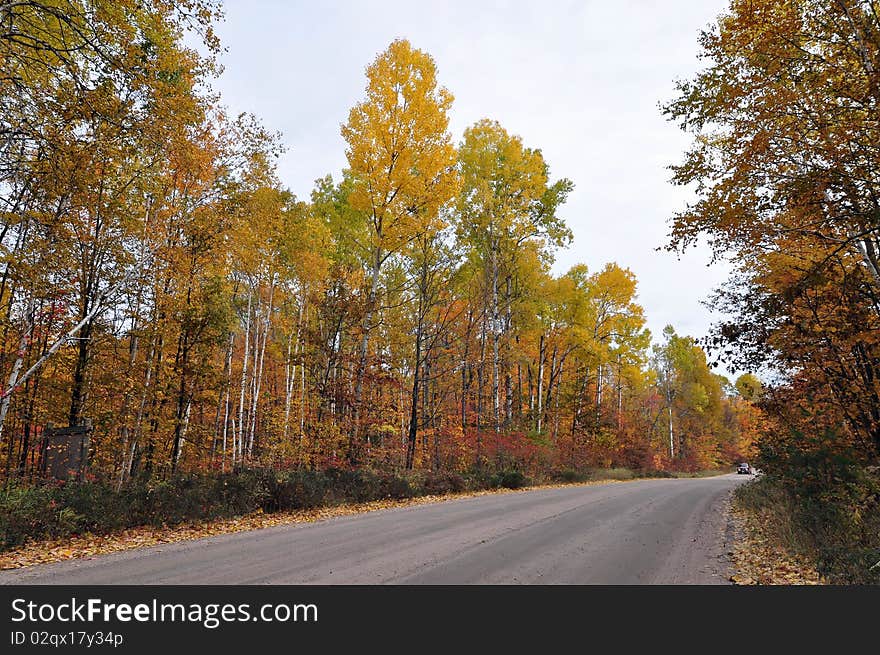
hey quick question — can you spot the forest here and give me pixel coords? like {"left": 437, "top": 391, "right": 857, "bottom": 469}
{"left": 0, "top": 2, "right": 759, "bottom": 492}
{"left": 4, "top": 1, "right": 879, "bottom": 584}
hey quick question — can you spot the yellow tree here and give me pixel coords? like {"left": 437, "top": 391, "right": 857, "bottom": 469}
{"left": 582, "top": 264, "right": 650, "bottom": 430}
{"left": 341, "top": 39, "right": 458, "bottom": 459}
{"left": 456, "top": 119, "right": 572, "bottom": 434}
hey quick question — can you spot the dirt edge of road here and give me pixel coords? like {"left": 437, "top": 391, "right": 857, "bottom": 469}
{"left": 2, "top": 478, "right": 646, "bottom": 571}
{"left": 728, "top": 493, "right": 825, "bottom": 585}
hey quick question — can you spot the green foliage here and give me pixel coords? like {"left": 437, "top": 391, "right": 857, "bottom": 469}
{"left": 0, "top": 485, "right": 55, "bottom": 548}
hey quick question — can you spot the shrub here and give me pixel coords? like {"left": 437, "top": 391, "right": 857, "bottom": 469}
{"left": 214, "top": 469, "right": 276, "bottom": 516}
{"left": 54, "top": 480, "right": 130, "bottom": 533}
{"left": 0, "top": 485, "right": 55, "bottom": 548}
{"left": 0, "top": 464, "right": 551, "bottom": 551}
{"left": 491, "top": 470, "right": 530, "bottom": 489}
{"left": 736, "top": 446, "right": 880, "bottom": 584}
{"left": 56, "top": 507, "right": 84, "bottom": 535}
{"left": 277, "top": 470, "right": 329, "bottom": 509}
{"left": 554, "top": 469, "right": 590, "bottom": 483}
{"left": 324, "top": 468, "right": 381, "bottom": 503}
{"left": 423, "top": 471, "right": 467, "bottom": 495}
{"left": 144, "top": 476, "right": 210, "bottom": 525}
{"left": 378, "top": 473, "right": 415, "bottom": 500}
{"left": 648, "top": 469, "right": 675, "bottom": 478}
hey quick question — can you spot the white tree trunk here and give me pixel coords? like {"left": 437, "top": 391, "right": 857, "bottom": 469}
{"left": 491, "top": 245, "right": 500, "bottom": 433}
{"left": 220, "top": 332, "right": 234, "bottom": 472}
{"left": 236, "top": 291, "right": 252, "bottom": 465}
{"left": 283, "top": 329, "right": 294, "bottom": 442}
{"left": 537, "top": 334, "right": 544, "bottom": 433}
{"left": 0, "top": 297, "right": 34, "bottom": 447}
{"left": 175, "top": 399, "right": 191, "bottom": 468}
{"left": 248, "top": 278, "right": 275, "bottom": 457}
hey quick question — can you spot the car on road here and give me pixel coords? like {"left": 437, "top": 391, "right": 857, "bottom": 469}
{"left": 737, "top": 462, "right": 752, "bottom": 475}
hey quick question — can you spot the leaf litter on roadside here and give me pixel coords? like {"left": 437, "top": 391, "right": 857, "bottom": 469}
{"left": 729, "top": 503, "right": 825, "bottom": 585}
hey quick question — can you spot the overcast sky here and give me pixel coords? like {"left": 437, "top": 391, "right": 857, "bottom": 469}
{"left": 209, "top": 0, "right": 737, "bottom": 377}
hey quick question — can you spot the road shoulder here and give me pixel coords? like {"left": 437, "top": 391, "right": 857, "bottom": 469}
{"left": 728, "top": 487, "right": 825, "bottom": 585}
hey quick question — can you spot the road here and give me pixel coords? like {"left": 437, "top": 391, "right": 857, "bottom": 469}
{"left": 0, "top": 474, "right": 745, "bottom": 585}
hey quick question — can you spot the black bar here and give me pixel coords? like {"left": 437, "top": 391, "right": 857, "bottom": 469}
{"left": 0, "top": 585, "right": 874, "bottom": 651}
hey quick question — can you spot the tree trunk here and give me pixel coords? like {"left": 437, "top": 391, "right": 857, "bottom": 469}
{"left": 406, "top": 314, "right": 423, "bottom": 470}
{"left": 170, "top": 330, "right": 190, "bottom": 473}
{"left": 236, "top": 291, "right": 252, "bottom": 466}
{"left": 248, "top": 278, "right": 275, "bottom": 457}
{"left": 68, "top": 317, "right": 93, "bottom": 427}
{"left": 283, "top": 299, "right": 304, "bottom": 442}
{"left": 616, "top": 355, "right": 623, "bottom": 431}
{"left": 476, "top": 317, "right": 486, "bottom": 465}
{"left": 504, "top": 289, "right": 512, "bottom": 428}
{"left": 0, "top": 296, "right": 34, "bottom": 447}
{"left": 116, "top": 323, "right": 140, "bottom": 486}
{"left": 352, "top": 249, "right": 382, "bottom": 461}
{"left": 172, "top": 399, "right": 191, "bottom": 472}
{"left": 553, "top": 358, "right": 563, "bottom": 443}
{"left": 537, "top": 334, "right": 545, "bottom": 433}
{"left": 124, "top": 328, "right": 159, "bottom": 486}
{"left": 491, "top": 246, "right": 500, "bottom": 433}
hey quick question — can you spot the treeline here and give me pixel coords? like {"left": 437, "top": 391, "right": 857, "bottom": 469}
{"left": 0, "top": 1, "right": 758, "bottom": 487}
{"left": 665, "top": 0, "right": 880, "bottom": 582}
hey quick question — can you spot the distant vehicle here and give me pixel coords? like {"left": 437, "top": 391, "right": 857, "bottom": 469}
{"left": 737, "top": 463, "right": 752, "bottom": 475}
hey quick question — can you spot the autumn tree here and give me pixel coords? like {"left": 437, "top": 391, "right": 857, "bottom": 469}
{"left": 0, "top": 1, "right": 222, "bottom": 457}
{"left": 456, "top": 119, "right": 572, "bottom": 436}
{"left": 665, "top": 0, "right": 880, "bottom": 461}
{"left": 341, "top": 38, "right": 459, "bottom": 460}
{"left": 735, "top": 373, "right": 763, "bottom": 401}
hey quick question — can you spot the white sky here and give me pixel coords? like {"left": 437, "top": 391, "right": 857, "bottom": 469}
{"left": 209, "top": 0, "right": 737, "bottom": 378}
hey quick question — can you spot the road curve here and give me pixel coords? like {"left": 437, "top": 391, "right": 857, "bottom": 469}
{"left": 0, "top": 474, "right": 745, "bottom": 585}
